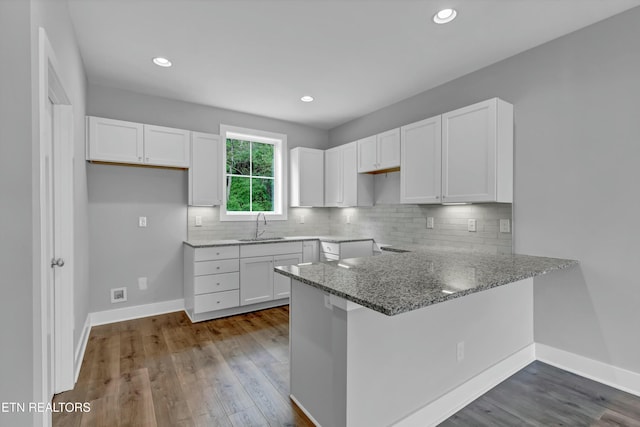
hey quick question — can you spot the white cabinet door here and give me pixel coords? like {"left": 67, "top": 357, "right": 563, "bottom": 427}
{"left": 343, "top": 142, "right": 374, "bottom": 207}
{"left": 400, "top": 116, "right": 442, "bottom": 204}
{"left": 302, "top": 241, "right": 319, "bottom": 263}
{"left": 290, "top": 147, "right": 324, "bottom": 207}
{"left": 240, "top": 256, "right": 274, "bottom": 306}
{"left": 376, "top": 128, "right": 401, "bottom": 170}
{"left": 189, "top": 132, "right": 220, "bottom": 206}
{"left": 324, "top": 146, "right": 343, "bottom": 207}
{"left": 273, "top": 253, "right": 302, "bottom": 299}
{"left": 88, "top": 117, "right": 144, "bottom": 164}
{"left": 143, "top": 124, "right": 190, "bottom": 168}
{"left": 442, "top": 98, "right": 513, "bottom": 203}
{"left": 357, "top": 135, "right": 378, "bottom": 173}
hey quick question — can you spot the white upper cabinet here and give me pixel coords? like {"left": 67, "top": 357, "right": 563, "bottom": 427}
{"left": 325, "top": 142, "right": 373, "bottom": 207}
{"left": 143, "top": 124, "right": 190, "bottom": 168}
{"left": 442, "top": 98, "right": 513, "bottom": 203}
{"left": 400, "top": 115, "right": 442, "bottom": 204}
{"left": 87, "top": 117, "right": 144, "bottom": 164}
{"left": 290, "top": 147, "right": 324, "bottom": 207}
{"left": 357, "top": 128, "right": 400, "bottom": 173}
{"left": 189, "top": 132, "right": 220, "bottom": 206}
{"left": 87, "top": 116, "right": 190, "bottom": 168}
{"left": 357, "top": 135, "right": 377, "bottom": 172}
{"left": 324, "top": 146, "right": 344, "bottom": 207}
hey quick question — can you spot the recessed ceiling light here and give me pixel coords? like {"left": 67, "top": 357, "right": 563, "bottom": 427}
{"left": 433, "top": 8, "right": 457, "bottom": 24}
{"left": 300, "top": 95, "right": 314, "bottom": 103}
{"left": 152, "top": 57, "right": 172, "bottom": 67}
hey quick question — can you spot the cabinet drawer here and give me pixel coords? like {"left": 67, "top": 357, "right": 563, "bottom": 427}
{"left": 194, "top": 245, "right": 239, "bottom": 261}
{"left": 194, "top": 259, "right": 239, "bottom": 276}
{"left": 320, "top": 242, "right": 340, "bottom": 255}
{"left": 194, "top": 290, "right": 239, "bottom": 314}
{"left": 194, "top": 272, "right": 239, "bottom": 295}
{"left": 240, "top": 241, "right": 303, "bottom": 258}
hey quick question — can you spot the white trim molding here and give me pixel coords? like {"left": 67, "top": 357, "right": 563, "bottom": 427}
{"left": 74, "top": 315, "right": 91, "bottom": 382}
{"left": 394, "top": 344, "right": 536, "bottom": 427}
{"left": 90, "top": 299, "right": 185, "bottom": 326}
{"left": 290, "top": 394, "right": 322, "bottom": 427}
{"left": 536, "top": 343, "right": 640, "bottom": 397}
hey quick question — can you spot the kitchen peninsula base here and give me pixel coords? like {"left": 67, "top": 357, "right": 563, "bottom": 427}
{"left": 289, "top": 277, "right": 535, "bottom": 427}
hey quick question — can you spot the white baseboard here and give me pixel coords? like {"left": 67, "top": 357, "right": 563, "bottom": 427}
{"left": 74, "top": 314, "right": 91, "bottom": 382}
{"left": 394, "top": 344, "right": 536, "bottom": 427}
{"left": 90, "top": 299, "right": 185, "bottom": 326}
{"left": 290, "top": 394, "right": 322, "bottom": 427}
{"left": 536, "top": 343, "right": 640, "bottom": 397}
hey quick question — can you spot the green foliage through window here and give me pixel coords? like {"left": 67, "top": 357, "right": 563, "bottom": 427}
{"left": 226, "top": 139, "right": 274, "bottom": 212}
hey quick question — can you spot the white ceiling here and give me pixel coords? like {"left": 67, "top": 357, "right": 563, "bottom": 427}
{"left": 68, "top": 0, "right": 640, "bottom": 129}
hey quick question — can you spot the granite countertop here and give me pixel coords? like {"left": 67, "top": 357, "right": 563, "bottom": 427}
{"left": 275, "top": 247, "right": 578, "bottom": 316}
{"left": 184, "top": 235, "right": 374, "bottom": 248}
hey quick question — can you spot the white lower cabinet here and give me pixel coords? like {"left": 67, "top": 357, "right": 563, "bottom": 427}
{"left": 240, "top": 256, "right": 275, "bottom": 305}
{"left": 302, "top": 240, "right": 319, "bottom": 263}
{"left": 185, "top": 241, "right": 305, "bottom": 321}
{"left": 273, "top": 254, "right": 303, "bottom": 298}
{"left": 320, "top": 240, "right": 374, "bottom": 261}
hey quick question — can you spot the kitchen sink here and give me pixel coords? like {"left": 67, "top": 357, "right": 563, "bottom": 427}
{"left": 237, "top": 237, "right": 286, "bottom": 242}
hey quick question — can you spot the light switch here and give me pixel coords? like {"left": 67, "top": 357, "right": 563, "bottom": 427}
{"left": 138, "top": 216, "right": 147, "bottom": 227}
{"left": 427, "top": 217, "right": 434, "bottom": 229}
{"left": 346, "top": 215, "right": 351, "bottom": 224}
{"left": 138, "top": 277, "right": 148, "bottom": 290}
{"left": 467, "top": 219, "right": 477, "bottom": 232}
{"left": 500, "top": 219, "right": 511, "bottom": 233}
{"left": 299, "top": 215, "right": 305, "bottom": 224}
{"left": 195, "top": 216, "right": 202, "bottom": 226}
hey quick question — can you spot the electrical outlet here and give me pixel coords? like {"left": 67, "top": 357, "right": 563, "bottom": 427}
{"left": 457, "top": 341, "right": 465, "bottom": 362}
{"left": 299, "top": 215, "right": 305, "bottom": 224}
{"left": 111, "top": 287, "right": 127, "bottom": 303}
{"left": 426, "top": 217, "right": 434, "bottom": 229}
{"left": 324, "top": 294, "right": 333, "bottom": 310}
{"left": 138, "top": 216, "right": 147, "bottom": 228}
{"left": 467, "top": 219, "right": 477, "bottom": 232}
{"left": 138, "top": 277, "right": 147, "bottom": 290}
{"left": 500, "top": 219, "right": 511, "bottom": 233}
{"left": 346, "top": 215, "right": 351, "bottom": 224}
{"left": 195, "top": 216, "right": 202, "bottom": 227}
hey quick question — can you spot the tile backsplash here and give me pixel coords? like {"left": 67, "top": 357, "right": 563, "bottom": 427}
{"left": 330, "top": 203, "right": 513, "bottom": 253}
{"left": 188, "top": 203, "right": 512, "bottom": 254}
{"left": 187, "top": 207, "right": 332, "bottom": 241}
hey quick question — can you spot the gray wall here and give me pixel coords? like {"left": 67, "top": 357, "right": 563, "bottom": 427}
{"left": 87, "top": 84, "right": 329, "bottom": 312}
{"left": 0, "top": 0, "right": 88, "bottom": 424}
{"left": 330, "top": 8, "right": 640, "bottom": 373}
{"left": 0, "top": 1, "right": 35, "bottom": 424}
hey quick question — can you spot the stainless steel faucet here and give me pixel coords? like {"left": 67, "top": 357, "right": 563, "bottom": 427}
{"left": 255, "top": 212, "right": 267, "bottom": 239}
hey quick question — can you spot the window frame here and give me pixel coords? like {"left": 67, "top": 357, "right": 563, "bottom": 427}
{"left": 219, "top": 124, "right": 288, "bottom": 221}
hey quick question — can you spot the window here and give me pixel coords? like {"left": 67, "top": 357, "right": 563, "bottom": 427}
{"left": 220, "top": 125, "right": 287, "bottom": 221}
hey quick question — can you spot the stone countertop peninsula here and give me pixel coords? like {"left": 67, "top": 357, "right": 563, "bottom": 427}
{"left": 184, "top": 235, "right": 374, "bottom": 248}
{"left": 275, "top": 247, "right": 578, "bottom": 316}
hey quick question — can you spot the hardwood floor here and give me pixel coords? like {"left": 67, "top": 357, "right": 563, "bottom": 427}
{"left": 441, "top": 361, "right": 640, "bottom": 427}
{"left": 55, "top": 307, "right": 640, "bottom": 427}
{"left": 53, "top": 306, "right": 313, "bottom": 427}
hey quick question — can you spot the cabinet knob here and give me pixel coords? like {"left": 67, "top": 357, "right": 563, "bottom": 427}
{"left": 216, "top": 252, "right": 220, "bottom": 255}
{"left": 216, "top": 301, "right": 220, "bottom": 304}
{"left": 216, "top": 266, "right": 220, "bottom": 270}
{"left": 216, "top": 282, "right": 220, "bottom": 286}
{"left": 436, "top": 196, "right": 439, "bottom": 199}
{"left": 138, "top": 156, "right": 142, "bottom": 161}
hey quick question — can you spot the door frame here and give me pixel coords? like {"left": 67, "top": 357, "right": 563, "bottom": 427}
{"left": 36, "top": 26, "right": 75, "bottom": 414}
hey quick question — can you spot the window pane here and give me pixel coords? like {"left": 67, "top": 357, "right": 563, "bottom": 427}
{"left": 251, "top": 142, "right": 274, "bottom": 177}
{"left": 226, "top": 139, "right": 251, "bottom": 175}
{"left": 251, "top": 178, "right": 274, "bottom": 212}
{"left": 226, "top": 176, "right": 251, "bottom": 211}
